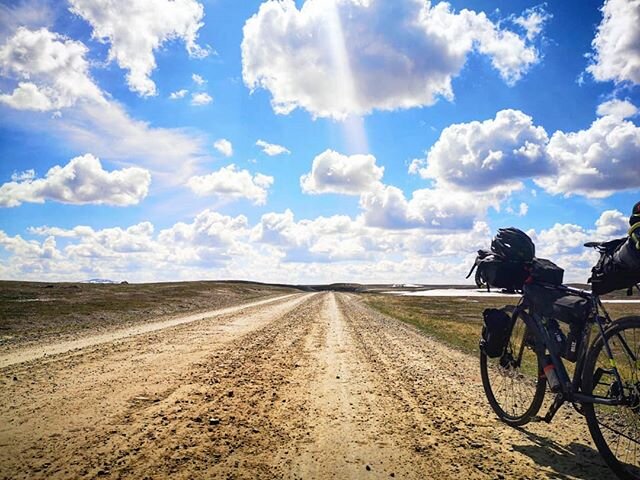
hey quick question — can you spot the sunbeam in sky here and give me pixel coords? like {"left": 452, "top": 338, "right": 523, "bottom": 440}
{"left": 325, "top": 0, "right": 369, "bottom": 154}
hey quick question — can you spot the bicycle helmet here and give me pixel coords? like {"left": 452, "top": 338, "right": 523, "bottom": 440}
{"left": 491, "top": 227, "right": 535, "bottom": 262}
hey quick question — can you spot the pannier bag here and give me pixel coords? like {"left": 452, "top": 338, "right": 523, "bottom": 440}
{"left": 526, "top": 257, "right": 564, "bottom": 285}
{"left": 589, "top": 236, "right": 640, "bottom": 295}
{"left": 481, "top": 308, "right": 512, "bottom": 358}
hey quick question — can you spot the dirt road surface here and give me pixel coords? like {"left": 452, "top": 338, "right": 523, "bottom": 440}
{"left": 0, "top": 292, "right": 613, "bottom": 479}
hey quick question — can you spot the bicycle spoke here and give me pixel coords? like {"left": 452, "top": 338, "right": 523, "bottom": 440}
{"left": 591, "top": 323, "right": 640, "bottom": 472}
{"left": 483, "top": 314, "right": 542, "bottom": 420}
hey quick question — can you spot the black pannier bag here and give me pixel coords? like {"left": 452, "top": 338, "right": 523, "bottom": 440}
{"left": 474, "top": 255, "right": 529, "bottom": 292}
{"left": 552, "top": 295, "right": 589, "bottom": 324}
{"left": 589, "top": 237, "right": 640, "bottom": 295}
{"left": 524, "top": 284, "right": 564, "bottom": 318}
{"left": 481, "top": 308, "right": 512, "bottom": 358}
{"left": 525, "top": 284, "right": 588, "bottom": 325}
{"left": 467, "top": 228, "right": 535, "bottom": 292}
{"left": 527, "top": 257, "right": 564, "bottom": 285}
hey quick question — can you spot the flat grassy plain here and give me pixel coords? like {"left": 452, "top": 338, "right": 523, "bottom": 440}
{"left": 364, "top": 293, "right": 640, "bottom": 356}
{"left": 0, "top": 280, "right": 297, "bottom": 348}
{"left": 2, "top": 279, "right": 637, "bottom": 357}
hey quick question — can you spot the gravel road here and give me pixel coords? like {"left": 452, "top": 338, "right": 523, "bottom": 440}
{"left": 0, "top": 292, "right": 614, "bottom": 479}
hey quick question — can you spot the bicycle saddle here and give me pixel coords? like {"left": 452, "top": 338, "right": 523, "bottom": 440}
{"left": 584, "top": 238, "right": 627, "bottom": 251}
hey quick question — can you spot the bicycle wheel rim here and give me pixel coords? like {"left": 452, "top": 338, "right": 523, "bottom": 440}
{"left": 481, "top": 312, "right": 544, "bottom": 423}
{"left": 585, "top": 318, "right": 640, "bottom": 478}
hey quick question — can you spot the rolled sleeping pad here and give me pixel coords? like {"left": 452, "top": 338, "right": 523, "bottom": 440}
{"left": 613, "top": 236, "right": 640, "bottom": 271}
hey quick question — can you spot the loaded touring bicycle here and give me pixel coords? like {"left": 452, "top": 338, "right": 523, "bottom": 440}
{"left": 471, "top": 219, "right": 640, "bottom": 480}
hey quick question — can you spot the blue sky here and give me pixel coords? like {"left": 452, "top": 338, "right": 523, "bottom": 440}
{"left": 0, "top": 0, "right": 638, "bottom": 284}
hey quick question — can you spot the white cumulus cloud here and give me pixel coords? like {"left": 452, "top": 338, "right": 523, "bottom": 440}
{"left": 242, "top": 0, "right": 541, "bottom": 119}
{"left": 0, "top": 27, "right": 208, "bottom": 179}
{"left": 191, "top": 92, "right": 212, "bottom": 106}
{"left": 159, "top": 210, "right": 249, "bottom": 251}
{"left": 256, "top": 139, "right": 290, "bottom": 156}
{"left": 513, "top": 6, "right": 552, "bottom": 41}
{"left": 594, "top": 209, "right": 629, "bottom": 237}
{"left": 300, "top": 150, "right": 384, "bottom": 195}
{"left": 213, "top": 138, "right": 233, "bottom": 157}
{"left": 411, "top": 109, "right": 551, "bottom": 191}
{"left": 519, "top": 202, "right": 529, "bottom": 217}
{"left": 252, "top": 209, "right": 371, "bottom": 263}
{"left": 410, "top": 107, "right": 640, "bottom": 199}
{"left": 9, "top": 210, "right": 251, "bottom": 279}
{"left": 169, "top": 89, "right": 188, "bottom": 100}
{"left": 539, "top": 115, "right": 640, "bottom": 198}
{"left": 68, "top": 0, "right": 209, "bottom": 96}
{"left": 587, "top": 0, "right": 640, "bottom": 85}
{"left": 596, "top": 99, "right": 638, "bottom": 119}
{"left": 0, "top": 27, "right": 104, "bottom": 110}
{"left": 358, "top": 185, "right": 508, "bottom": 231}
{"left": 192, "top": 73, "right": 205, "bottom": 85}
{"left": 0, "top": 154, "right": 150, "bottom": 207}
{"left": 186, "top": 164, "right": 274, "bottom": 205}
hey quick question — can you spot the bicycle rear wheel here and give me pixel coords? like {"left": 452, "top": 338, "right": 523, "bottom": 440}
{"left": 583, "top": 316, "right": 640, "bottom": 480}
{"left": 480, "top": 308, "right": 546, "bottom": 426}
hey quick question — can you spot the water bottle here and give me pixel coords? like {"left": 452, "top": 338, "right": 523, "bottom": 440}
{"left": 547, "top": 319, "right": 566, "bottom": 354}
{"left": 564, "top": 323, "right": 581, "bottom": 362}
{"left": 543, "top": 355, "right": 560, "bottom": 392}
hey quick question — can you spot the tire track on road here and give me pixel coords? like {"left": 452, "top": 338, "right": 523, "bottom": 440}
{"left": 0, "top": 293, "right": 301, "bottom": 368}
{"left": 0, "top": 292, "right": 315, "bottom": 480}
{"left": 339, "top": 294, "right": 612, "bottom": 480}
{"left": 87, "top": 291, "right": 327, "bottom": 480}
{"left": 277, "top": 292, "right": 441, "bottom": 479}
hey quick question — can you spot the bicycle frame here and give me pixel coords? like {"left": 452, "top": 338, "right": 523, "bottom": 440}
{"left": 514, "top": 283, "right": 635, "bottom": 422}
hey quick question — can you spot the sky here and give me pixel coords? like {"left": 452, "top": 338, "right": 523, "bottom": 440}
{"left": 0, "top": 0, "right": 639, "bottom": 285}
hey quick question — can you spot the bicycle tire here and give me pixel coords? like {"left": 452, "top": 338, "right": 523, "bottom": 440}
{"left": 480, "top": 308, "right": 546, "bottom": 426}
{"left": 583, "top": 316, "right": 640, "bottom": 480}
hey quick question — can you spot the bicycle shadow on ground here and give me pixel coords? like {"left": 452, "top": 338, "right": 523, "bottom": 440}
{"left": 511, "top": 427, "right": 612, "bottom": 480}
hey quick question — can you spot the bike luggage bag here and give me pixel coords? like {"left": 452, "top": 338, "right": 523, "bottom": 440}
{"left": 467, "top": 227, "right": 536, "bottom": 292}
{"left": 481, "top": 308, "right": 512, "bottom": 358}
{"left": 528, "top": 257, "right": 564, "bottom": 285}
{"left": 552, "top": 295, "right": 589, "bottom": 325}
{"left": 481, "top": 260, "right": 528, "bottom": 291}
{"left": 467, "top": 253, "right": 528, "bottom": 292}
{"left": 590, "top": 237, "right": 640, "bottom": 295}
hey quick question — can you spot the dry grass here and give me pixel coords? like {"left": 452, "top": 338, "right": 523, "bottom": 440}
{"left": 363, "top": 293, "right": 640, "bottom": 357}
{"left": 0, "top": 280, "right": 298, "bottom": 348}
